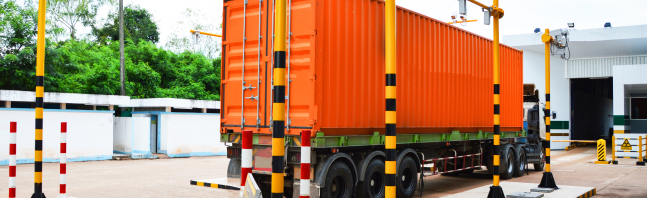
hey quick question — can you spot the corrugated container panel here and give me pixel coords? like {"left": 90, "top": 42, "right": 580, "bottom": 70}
{"left": 567, "top": 56, "right": 647, "bottom": 78}
{"left": 221, "top": 0, "right": 523, "bottom": 136}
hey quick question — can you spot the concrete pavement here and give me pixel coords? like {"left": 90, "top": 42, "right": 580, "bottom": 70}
{"left": 0, "top": 146, "right": 645, "bottom": 197}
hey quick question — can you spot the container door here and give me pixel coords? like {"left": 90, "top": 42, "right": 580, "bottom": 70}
{"left": 222, "top": 0, "right": 270, "bottom": 132}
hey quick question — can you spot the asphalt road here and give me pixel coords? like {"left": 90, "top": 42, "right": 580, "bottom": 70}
{"left": 0, "top": 146, "right": 645, "bottom": 197}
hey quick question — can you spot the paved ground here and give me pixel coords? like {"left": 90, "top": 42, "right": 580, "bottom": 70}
{"left": 0, "top": 146, "right": 645, "bottom": 197}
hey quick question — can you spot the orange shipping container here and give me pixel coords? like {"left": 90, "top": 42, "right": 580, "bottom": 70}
{"left": 220, "top": 0, "right": 523, "bottom": 136}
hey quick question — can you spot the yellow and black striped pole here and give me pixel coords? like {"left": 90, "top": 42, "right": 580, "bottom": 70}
{"left": 384, "top": 0, "right": 397, "bottom": 198}
{"left": 538, "top": 28, "right": 558, "bottom": 189}
{"left": 487, "top": 1, "right": 505, "bottom": 197}
{"left": 34, "top": 0, "right": 47, "bottom": 197}
{"left": 271, "top": 0, "right": 286, "bottom": 197}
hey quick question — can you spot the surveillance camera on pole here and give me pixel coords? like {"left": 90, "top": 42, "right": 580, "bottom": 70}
{"left": 458, "top": 0, "right": 467, "bottom": 15}
{"left": 483, "top": 7, "right": 491, "bottom": 25}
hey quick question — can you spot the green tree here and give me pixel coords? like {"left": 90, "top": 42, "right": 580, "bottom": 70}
{"left": 92, "top": 5, "right": 159, "bottom": 45}
{"left": 46, "top": 0, "right": 112, "bottom": 40}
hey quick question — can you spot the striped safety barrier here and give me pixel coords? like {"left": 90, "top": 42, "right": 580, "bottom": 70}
{"left": 190, "top": 180, "right": 240, "bottom": 190}
{"left": 60, "top": 122, "right": 68, "bottom": 198}
{"left": 611, "top": 135, "right": 647, "bottom": 165}
{"left": 241, "top": 130, "right": 253, "bottom": 192}
{"left": 595, "top": 139, "right": 607, "bottom": 164}
{"left": 9, "top": 122, "right": 17, "bottom": 198}
{"left": 300, "top": 130, "right": 311, "bottom": 198}
{"left": 577, "top": 188, "right": 596, "bottom": 198}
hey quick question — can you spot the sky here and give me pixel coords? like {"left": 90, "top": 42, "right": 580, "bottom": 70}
{"left": 398, "top": 0, "right": 647, "bottom": 42}
{"left": 17, "top": 0, "right": 646, "bottom": 47}
{"left": 132, "top": 0, "right": 647, "bottom": 46}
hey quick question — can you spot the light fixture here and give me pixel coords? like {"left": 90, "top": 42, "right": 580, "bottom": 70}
{"left": 604, "top": 22, "right": 611, "bottom": 28}
{"left": 534, "top": 28, "right": 541, "bottom": 33}
{"left": 567, "top": 23, "right": 574, "bottom": 28}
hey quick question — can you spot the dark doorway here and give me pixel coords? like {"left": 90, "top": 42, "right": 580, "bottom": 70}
{"left": 571, "top": 78, "right": 613, "bottom": 140}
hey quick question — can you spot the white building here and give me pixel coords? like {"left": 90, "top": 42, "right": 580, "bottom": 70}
{"left": 0, "top": 90, "right": 223, "bottom": 164}
{"left": 116, "top": 98, "right": 224, "bottom": 158}
{"left": 0, "top": 90, "right": 128, "bottom": 165}
{"left": 504, "top": 24, "right": 647, "bottom": 149}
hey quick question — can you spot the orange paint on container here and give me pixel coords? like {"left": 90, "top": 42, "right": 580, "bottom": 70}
{"left": 221, "top": 0, "right": 523, "bottom": 136}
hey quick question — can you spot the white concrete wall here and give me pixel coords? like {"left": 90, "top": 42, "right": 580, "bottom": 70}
{"left": 113, "top": 117, "right": 151, "bottom": 156}
{"left": 0, "top": 109, "right": 113, "bottom": 165}
{"left": 613, "top": 64, "right": 647, "bottom": 134}
{"left": 522, "top": 51, "right": 570, "bottom": 149}
{"left": 160, "top": 113, "right": 224, "bottom": 157}
{"left": 113, "top": 117, "right": 133, "bottom": 153}
{"left": 132, "top": 117, "right": 151, "bottom": 155}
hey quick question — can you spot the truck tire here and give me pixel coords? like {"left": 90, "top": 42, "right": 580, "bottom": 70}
{"left": 396, "top": 156, "right": 418, "bottom": 198}
{"left": 356, "top": 159, "right": 385, "bottom": 198}
{"left": 500, "top": 145, "right": 515, "bottom": 179}
{"left": 534, "top": 152, "right": 545, "bottom": 171}
{"left": 513, "top": 144, "right": 527, "bottom": 176}
{"left": 321, "top": 162, "right": 354, "bottom": 198}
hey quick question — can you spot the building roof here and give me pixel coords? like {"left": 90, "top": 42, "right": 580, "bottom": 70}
{"left": 123, "top": 98, "right": 220, "bottom": 109}
{"left": 0, "top": 90, "right": 220, "bottom": 109}
{"left": 0, "top": 90, "right": 130, "bottom": 106}
{"left": 503, "top": 24, "right": 647, "bottom": 59}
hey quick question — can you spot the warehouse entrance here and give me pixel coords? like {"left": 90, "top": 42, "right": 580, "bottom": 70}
{"left": 570, "top": 78, "right": 613, "bottom": 140}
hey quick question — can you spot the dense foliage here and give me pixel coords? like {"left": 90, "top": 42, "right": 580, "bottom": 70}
{"left": 92, "top": 5, "right": 160, "bottom": 45}
{"left": 0, "top": 0, "right": 220, "bottom": 100}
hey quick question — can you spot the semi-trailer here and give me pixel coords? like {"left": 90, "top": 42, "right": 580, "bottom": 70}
{"left": 219, "top": 0, "right": 545, "bottom": 197}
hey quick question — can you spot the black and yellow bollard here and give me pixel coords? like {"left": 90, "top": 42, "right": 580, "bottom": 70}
{"left": 538, "top": 28, "right": 558, "bottom": 190}
{"left": 271, "top": 0, "right": 287, "bottom": 197}
{"left": 595, "top": 139, "right": 608, "bottom": 164}
{"left": 384, "top": 0, "right": 397, "bottom": 197}
{"left": 33, "top": 0, "right": 47, "bottom": 198}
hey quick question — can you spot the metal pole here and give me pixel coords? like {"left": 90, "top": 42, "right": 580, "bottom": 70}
{"left": 638, "top": 136, "right": 645, "bottom": 166}
{"left": 119, "top": 0, "right": 125, "bottom": 96}
{"left": 487, "top": 1, "right": 505, "bottom": 197}
{"left": 384, "top": 0, "right": 397, "bottom": 198}
{"left": 60, "top": 122, "right": 68, "bottom": 198}
{"left": 271, "top": 0, "right": 287, "bottom": 197}
{"left": 34, "top": 1, "right": 47, "bottom": 197}
{"left": 300, "top": 130, "right": 311, "bottom": 198}
{"left": 612, "top": 135, "right": 617, "bottom": 164}
{"left": 9, "top": 122, "right": 17, "bottom": 198}
{"left": 538, "top": 28, "right": 558, "bottom": 189}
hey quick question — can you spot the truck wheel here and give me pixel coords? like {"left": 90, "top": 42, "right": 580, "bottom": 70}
{"left": 534, "top": 152, "right": 545, "bottom": 171}
{"left": 514, "top": 145, "right": 527, "bottom": 176}
{"left": 396, "top": 156, "right": 418, "bottom": 198}
{"left": 321, "top": 162, "right": 354, "bottom": 198}
{"left": 356, "top": 159, "right": 385, "bottom": 198}
{"left": 500, "top": 145, "right": 515, "bottom": 179}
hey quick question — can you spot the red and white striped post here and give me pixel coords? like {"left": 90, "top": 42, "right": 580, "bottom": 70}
{"left": 9, "top": 122, "right": 17, "bottom": 198}
{"left": 300, "top": 130, "right": 311, "bottom": 198}
{"left": 241, "top": 130, "right": 253, "bottom": 191}
{"left": 59, "top": 122, "right": 67, "bottom": 198}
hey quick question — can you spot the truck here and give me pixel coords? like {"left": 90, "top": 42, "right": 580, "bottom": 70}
{"left": 219, "top": 0, "right": 545, "bottom": 197}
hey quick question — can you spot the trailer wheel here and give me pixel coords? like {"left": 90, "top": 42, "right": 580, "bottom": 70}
{"left": 534, "top": 151, "right": 545, "bottom": 171}
{"left": 500, "top": 145, "right": 515, "bottom": 179}
{"left": 514, "top": 145, "right": 527, "bottom": 176}
{"left": 356, "top": 159, "right": 385, "bottom": 198}
{"left": 396, "top": 156, "right": 418, "bottom": 198}
{"left": 321, "top": 162, "right": 354, "bottom": 198}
